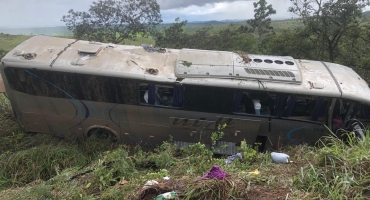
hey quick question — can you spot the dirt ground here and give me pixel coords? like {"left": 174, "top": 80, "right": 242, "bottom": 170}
{"left": 132, "top": 178, "right": 291, "bottom": 200}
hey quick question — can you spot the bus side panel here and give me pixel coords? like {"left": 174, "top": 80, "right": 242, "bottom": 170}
{"left": 44, "top": 114, "right": 82, "bottom": 138}
{"left": 42, "top": 98, "right": 83, "bottom": 138}
{"left": 21, "top": 112, "right": 49, "bottom": 133}
{"left": 216, "top": 116, "right": 262, "bottom": 144}
{"left": 108, "top": 104, "right": 141, "bottom": 143}
{"left": 268, "top": 119, "right": 326, "bottom": 149}
{"left": 167, "top": 109, "right": 264, "bottom": 145}
{"left": 13, "top": 91, "right": 40, "bottom": 113}
{"left": 132, "top": 106, "right": 171, "bottom": 147}
{"left": 11, "top": 91, "right": 50, "bottom": 133}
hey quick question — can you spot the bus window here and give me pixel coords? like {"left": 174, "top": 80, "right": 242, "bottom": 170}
{"left": 184, "top": 85, "right": 234, "bottom": 114}
{"left": 282, "top": 96, "right": 329, "bottom": 122}
{"left": 139, "top": 84, "right": 183, "bottom": 108}
{"left": 233, "top": 91, "right": 277, "bottom": 116}
{"left": 5, "top": 67, "right": 139, "bottom": 104}
{"left": 356, "top": 104, "right": 370, "bottom": 121}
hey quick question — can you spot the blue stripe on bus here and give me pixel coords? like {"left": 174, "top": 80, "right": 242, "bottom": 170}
{"left": 87, "top": 102, "right": 97, "bottom": 118}
{"left": 102, "top": 105, "right": 107, "bottom": 119}
{"left": 80, "top": 101, "right": 90, "bottom": 119}
{"left": 287, "top": 125, "right": 313, "bottom": 142}
{"left": 109, "top": 104, "right": 120, "bottom": 127}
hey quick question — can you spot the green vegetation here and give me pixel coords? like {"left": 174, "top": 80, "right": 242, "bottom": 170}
{"left": 0, "top": 34, "right": 31, "bottom": 52}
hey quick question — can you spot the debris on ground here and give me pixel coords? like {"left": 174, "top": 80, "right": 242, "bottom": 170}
{"left": 271, "top": 152, "right": 293, "bottom": 164}
{"left": 119, "top": 179, "right": 129, "bottom": 185}
{"left": 143, "top": 180, "right": 159, "bottom": 189}
{"left": 248, "top": 169, "right": 260, "bottom": 175}
{"left": 195, "top": 165, "right": 229, "bottom": 182}
{"left": 132, "top": 179, "right": 189, "bottom": 200}
{"left": 154, "top": 191, "right": 177, "bottom": 200}
{"left": 225, "top": 152, "right": 243, "bottom": 164}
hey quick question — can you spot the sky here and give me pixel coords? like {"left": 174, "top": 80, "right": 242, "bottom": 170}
{"left": 0, "top": 0, "right": 368, "bottom": 28}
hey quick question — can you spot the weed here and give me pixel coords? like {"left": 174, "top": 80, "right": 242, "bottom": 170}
{"left": 90, "top": 148, "right": 137, "bottom": 191}
{"left": 183, "top": 178, "right": 247, "bottom": 200}
{"left": 211, "top": 123, "right": 226, "bottom": 152}
{"left": 238, "top": 139, "right": 258, "bottom": 163}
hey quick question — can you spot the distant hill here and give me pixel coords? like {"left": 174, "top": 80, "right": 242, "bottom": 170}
{"left": 0, "top": 26, "right": 72, "bottom": 36}
{"left": 1, "top": 11, "right": 369, "bottom": 36}
{"left": 364, "top": 10, "right": 370, "bottom": 19}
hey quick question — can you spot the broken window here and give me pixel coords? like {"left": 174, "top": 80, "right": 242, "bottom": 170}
{"left": 356, "top": 104, "right": 370, "bottom": 121}
{"left": 232, "top": 91, "right": 278, "bottom": 116}
{"left": 282, "top": 95, "right": 329, "bottom": 122}
{"left": 139, "top": 84, "right": 184, "bottom": 108}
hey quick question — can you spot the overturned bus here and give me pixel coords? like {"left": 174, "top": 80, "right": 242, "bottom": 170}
{"left": 1, "top": 36, "right": 369, "bottom": 154}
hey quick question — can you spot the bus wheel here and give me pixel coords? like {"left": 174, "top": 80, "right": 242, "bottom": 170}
{"left": 88, "top": 128, "right": 118, "bottom": 142}
{"left": 346, "top": 119, "right": 365, "bottom": 140}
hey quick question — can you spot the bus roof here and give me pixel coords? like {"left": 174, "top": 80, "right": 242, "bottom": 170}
{"left": 2, "top": 36, "right": 370, "bottom": 104}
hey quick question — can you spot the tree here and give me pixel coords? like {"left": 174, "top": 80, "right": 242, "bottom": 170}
{"left": 61, "top": 0, "right": 162, "bottom": 44}
{"left": 288, "top": 0, "right": 370, "bottom": 62}
{"left": 153, "top": 18, "right": 189, "bottom": 49}
{"left": 247, "top": 0, "right": 276, "bottom": 52}
{"left": 263, "top": 28, "right": 316, "bottom": 59}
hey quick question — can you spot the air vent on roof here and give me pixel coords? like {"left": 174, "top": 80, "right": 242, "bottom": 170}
{"left": 274, "top": 60, "right": 284, "bottom": 64}
{"left": 77, "top": 45, "right": 102, "bottom": 55}
{"left": 245, "top": 68, "right": 295, "bottom": 78}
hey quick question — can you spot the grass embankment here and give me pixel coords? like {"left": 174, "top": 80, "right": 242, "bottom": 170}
{"left": 0, "top": 34, "right": 31, "bottom": 52}
{"left": 0, "top": 94, "right": 369, "bottom": 199}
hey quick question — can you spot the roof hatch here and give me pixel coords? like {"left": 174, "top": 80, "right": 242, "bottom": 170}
{"left": 77, "top": 44, "right": 102, "bottom": 55}
{"left": 176, "top": 49, "right": 234, "bottom": 77}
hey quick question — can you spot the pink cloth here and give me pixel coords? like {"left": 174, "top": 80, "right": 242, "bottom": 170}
{"left": 195, "top": 165, "right": 229, "bottom": 182}
{"left": 333, "top": 118, "right": 343, "bottom": 127}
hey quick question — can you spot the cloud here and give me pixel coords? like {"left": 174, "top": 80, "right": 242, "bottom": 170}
{"left": 161, "top": 0, "right": 294, "bottom": 23}
{"left": 157, "top": 0, "right": 254, "bottom": 10}
{"left": 0, "top": 0, "right": 296, "bottom": 28}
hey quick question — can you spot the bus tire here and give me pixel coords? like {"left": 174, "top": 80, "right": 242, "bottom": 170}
{"left": 87, "top": 128, "right": 119, "bottom": 142}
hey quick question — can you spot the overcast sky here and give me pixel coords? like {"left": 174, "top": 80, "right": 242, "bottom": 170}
{"left": 0, "top": 0, "right": 368, "bottom": 28}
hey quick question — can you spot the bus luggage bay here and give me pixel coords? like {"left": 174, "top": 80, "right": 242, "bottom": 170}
{"left": 1, "top": 36, "right": 369, "bottom": 154}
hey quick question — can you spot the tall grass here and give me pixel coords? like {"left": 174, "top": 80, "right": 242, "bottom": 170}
{"left": 297, "top": 131, "right": 370, "bottom": 199}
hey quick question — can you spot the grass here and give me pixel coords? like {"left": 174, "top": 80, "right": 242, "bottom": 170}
{"left": 1, "top": 92, "right": 370, "bottom": 199}
{"left": 0, "top": 34, "right": 31, "bottom": 52}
